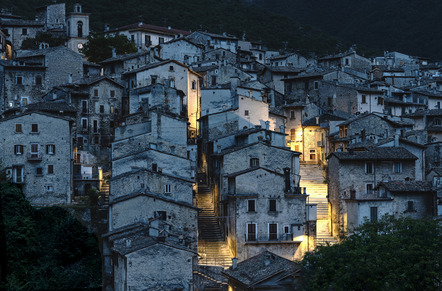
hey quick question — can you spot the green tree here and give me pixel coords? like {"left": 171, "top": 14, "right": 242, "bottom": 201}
{"left": 21, "top": 32, "right": 66, "bottom": 50}
{"left": 301, "top": 215, "right": 442, "bottom": 291}
{"left": 81, "top": 33, "right": 137, "bottom": 63}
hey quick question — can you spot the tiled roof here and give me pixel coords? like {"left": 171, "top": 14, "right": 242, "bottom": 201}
{"left": 24, "top": 101, "right": 77, "bottom": 113}
{"left": 108, "top": 22, "right": 190, "bottom": 36}
{"left": 100, "top": 51, "right": 152, "bottom": 64}
{"left": 329, "top": 147, "right": 417, "bottom": 161}
{"left": 303, "top": 113, "right": 347, "bottom": 126}
{"left": 222, "top": 251, "right": 300, "bottom": 287}
{"left": 405, "top": 109, "right": 442, "bottom": 117}
{"left": 264, "top": 65, "right": 304, "bottom": 73}
{"left": 378, "top": 181, "right": 433, "bottom": 192}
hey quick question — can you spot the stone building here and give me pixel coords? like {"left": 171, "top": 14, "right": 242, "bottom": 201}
{"left": 100, "top": 50, "right": 156, "bottom": 81}
{"left": 327, "top": 147, "right": 420, "bottom": 236}
{"left": 186, "top": 31, "right": 238, "bottom": 53}
{"left": 0, "top": 13, "right": 43, "bottom": 51}
{"left": 222, "top": 251, "right": 301, "bottom": 290}
{"left": 158, "top": 37, "right": 203, "bottom": 65}
{"left": 0, "top": 59, "right": 46, "bottom": 112}
{"left": 104, "top": 22, "right": 190, "bottom": 51}
{"left": 16, "top": 46, "right": 83, "bottom": 89}
{"left": 0, "top": 108, "right": 74, "bottom": 205}
{"left": 103, "top": 224, "right": 197, "bottom": 291}
{"left": 123, "top": 59, "right": 201, "bottom": 134}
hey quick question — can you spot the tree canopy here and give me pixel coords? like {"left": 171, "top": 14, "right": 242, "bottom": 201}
{"left": 80, "top": 33, "right": 138, "bottom": 63}
{"left": 301, "top": 215, "right": 442, "bottom": 290}
{"left": 0, "top": 173, "right": 101, "bottom": 290}
{"left": 21, "top": 32, "right": 66, "bottom": 50}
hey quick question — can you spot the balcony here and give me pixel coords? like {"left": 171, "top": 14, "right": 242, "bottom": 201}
{"left": 27, "top": 152, "right": 42, "bottom": 161}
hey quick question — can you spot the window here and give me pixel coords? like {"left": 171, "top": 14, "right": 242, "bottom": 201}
{"left": 314, "top": 81, "right": 319, "bottom": 90}
{"left": 93, "top": 89, "right": 98, "bottom": 97}
{"left": 366, "top": 184, "right": 374, "bottom": 195}
{"left": 48, "top": 165, "right": 54, "bottom": 174}
{"left": 16, "top": 124, "right": 23, "bottom": 133}
{"left": 110, "top": 90, "right": 115, "bottom": 98}
{"left": 159, "top": 37, "right": 164, "bottom": 44}
{"left": 339, "top": 125, "right": 348, "bottom": 138}
{"left": 151, "top": 75, "right": 157, "bottom": 84}
{"left": 20, "top": 97, "right": 29, "bottom": 107}
{"left": 100, "top": 105, "right": 104, "bottom": 113}
{"left": 31, "top": 124, "right": 38, "bottom": 133}
{"left": 81, "top": 118, "right": 88, "bottom": 129}
{"left": 247, "top": 223, "right": 256, "bottom": 241}
{"left": 13, "top": 166, "right": 24, "bottom": 183}
{"left": 35, "top": 75, "right": 42, "bottom": 85}
{"left": 248, "top": 200, "right": 256, "bottom": 212}
{"left": 14, "top": 145, "right": 23, "bottom": 155}
{"left": 152, "top": 163, "right": 158, "bottom": 172}
{"left": 169, "top": 65, "right": 174, "bottom": 71}
{"left": 211, "top": 75, "right": 217, "bottom": 86}
{"left": 361, "top": 95, "right": 367, "bottom": 104}
{"left": 290, "top": 110, "right": 295, "bottom": 119}
{"left": 22, "top": 28, "right": 27, "bottom": 35}
{"left": 145, "top": 35, "right": 151, "bottom": 46}
{"left": 155, "top": 211, "right": 167, "bottom": 220}
{"left": 290, "top": 129, "right": 296, "bottom": 141}
{"left": 283, "top": 225, "right": 290, "bottom": 234}
{"left": 46, "top": 185, "right": 54, "bottom": 192}
{"left": 131, "top": 35, "right": 135, "bottom": 42}
{"left": 244, "top": 110, "right": 249, "bottom": 116}
{"left": 169, "top": 78, "right": 175, "bottom": 88}
{"left": 269, "top": 199, "right": 277, "bottom": 212}
{"left": 370, "top": 207, "right": 378, "bottom": 222}
{"left": 164, "top": 184, "right": 172, "bottom": 194}
{"left": 16, "top": 76, "right": 23, "bottom": 85}
{"left": 406, "top": 201, "right": 415, "bottom": 212}
{"left": 192, "top": 80, "right": 196, "bottom": 90}
{"left": 250, "top": 158, "right": 259, "bottom": 167}
{"left": 393, "top": 162, "right": 402, "bottom": 173}
{"left": 82, "top": 100, "right": 88, "bottom": 113}
{"left": 377, "top": 97, "right": 384, "bottom": 105}
{"left": 94, "top": 135, "right": 99, "bottom": 144}
{"left": 46, "top": 144, "right": 55, "bottom": 154}
{"left": 93, "top": 120, "right": 98, "bottom": 133}
{"left": 365, "top": 162, "right": 374, "bottom": 174}
{"left": 269, "top": 223, "right": 278, "bottom": 240}
{"left": 77, "top": 21, "right": 83, "bottom": 37}
{"left": 36, "top": 167, "right": 43, "bottom": 176}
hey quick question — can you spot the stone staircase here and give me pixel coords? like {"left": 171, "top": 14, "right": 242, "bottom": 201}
{"left": 197, "top": 185, "right": 232, "bottom": 267}
{"left": 100, "top": 180, "right": 110, "bottom": 205}
{"left": 300, "top": 164, "right": 337, "bottom": 246}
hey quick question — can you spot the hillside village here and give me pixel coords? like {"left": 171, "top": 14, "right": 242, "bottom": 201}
{"left": 0, "top": 3, "right": 441, "bottom": 290}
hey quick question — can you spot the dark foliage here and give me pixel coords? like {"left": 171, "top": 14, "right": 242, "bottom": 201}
{"left": 21, "top": 32, "right": 66, "bottom": 49}
{"left": 301, "top": 215, "right": 442, "bottom": 290}
{"left": 80, "top": 34, "right": 137, "bottom": 63}
{"left": 0, "top": 180, "right": 101, "bottom": 290}
{"left": 253, "top": 0, "right": 442, "bottom": 60}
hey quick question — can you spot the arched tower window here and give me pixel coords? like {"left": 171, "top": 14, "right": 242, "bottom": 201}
{"left": 77, "top": 21, "right": 83, "bottom": 37}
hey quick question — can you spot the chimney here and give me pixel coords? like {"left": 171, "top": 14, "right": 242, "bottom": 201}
{"left": 394, "top": 134, "right": 399, "bottom": 147}
{"left": 315, "top": 116, "right": 320, "bottom": 125}
{"left": 265, "top": 121, "right": 270, "bottom": 130}
{"left": 230, "top": 75, "right": 240, "bottom": 92}
{"left": 283, "top": 167, "right": 291, "bottom": 193}
{"left": 279, "top": 125, "right": 285, "bottom": 134}
{"left": 232, "top": 257, "right": 238, "bottom": 270}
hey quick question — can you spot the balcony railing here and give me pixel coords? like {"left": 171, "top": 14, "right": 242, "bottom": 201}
{"left": 27, "top": 152, "right": 42, "bottom": 161}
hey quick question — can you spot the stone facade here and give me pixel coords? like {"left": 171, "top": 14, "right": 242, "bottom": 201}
{"left": 0, "top": 111, "right": 73, "bottom": 205}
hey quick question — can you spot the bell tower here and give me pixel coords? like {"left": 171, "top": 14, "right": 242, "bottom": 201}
{"left": 66, "top": 3, "right": 90, "bottom": 54}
